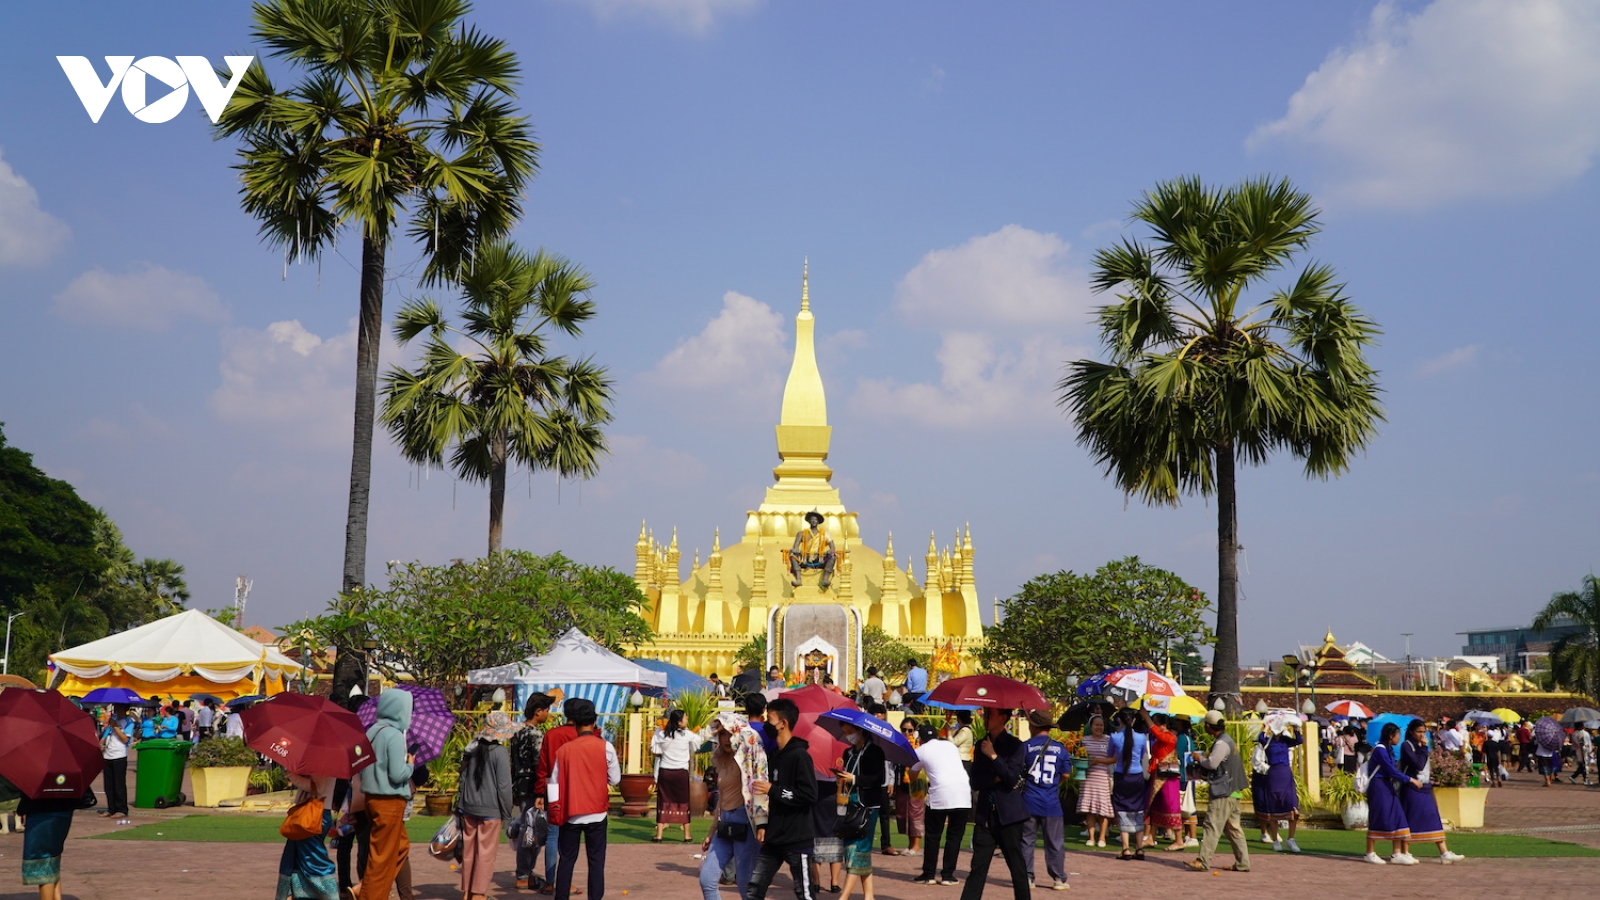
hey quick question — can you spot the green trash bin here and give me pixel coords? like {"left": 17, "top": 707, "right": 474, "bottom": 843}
{"left": 134, "top": 738, "right": 192, "bottom": 809}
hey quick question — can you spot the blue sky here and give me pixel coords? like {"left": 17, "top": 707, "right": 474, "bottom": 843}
{"left": 2, "top": 0, "right": 1597, "bottom": 664}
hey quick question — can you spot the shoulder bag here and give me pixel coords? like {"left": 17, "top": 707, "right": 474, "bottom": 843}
{"left": 833, "top": 749, "right": 873, "bottom": 841}
{"left": 279, "top": 794, "right": 326, "bottom": 841}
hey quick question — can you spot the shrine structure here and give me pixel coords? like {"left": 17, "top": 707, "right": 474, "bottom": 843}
{"left": 628, "top": 267, "right": 983, "bottom": 687}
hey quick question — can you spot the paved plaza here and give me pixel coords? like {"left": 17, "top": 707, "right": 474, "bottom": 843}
{"left": 3, "top": 775, "right": 1598, "bottom": 900}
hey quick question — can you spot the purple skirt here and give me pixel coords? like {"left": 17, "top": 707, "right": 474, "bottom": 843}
{"left": 1366, "top": 779, "right": 1410, "bottom": 841}
{"left": 1399, "top": 784, "right": 1444, "bottom": 842}
{"left": 1251, "top": 765, "right": 1298, "bottom": 820}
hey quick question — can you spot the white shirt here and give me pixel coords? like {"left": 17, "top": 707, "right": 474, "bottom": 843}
{"left": 914, "top": 739, "right": 971, "bottom": 810}
{"left": 1437, "top": 728, "right": 1463, "bottom": 752}
{"left": 651, "top": 729, "right": 701, "bottom": 770}
{"left": 225, "top": 713, "right": 244, "bottom": 738}
{"left": 859, "top": 677, "right": 886, "bottom": 703}
{"left": 102, "top": 715, "right": 134, "bottom": 760}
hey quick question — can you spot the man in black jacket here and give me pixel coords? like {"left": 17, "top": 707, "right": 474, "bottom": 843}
{"left": 748, "top": 697, "right": 819, "bottom": 900}
{"left": 960, "top": 707, "right": 1030, "bottom": 900}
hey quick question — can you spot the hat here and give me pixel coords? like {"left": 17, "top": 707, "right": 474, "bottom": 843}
{"left": 1027, "top": 710, "right": 1055, "bottom": 731}
{"left": 1203, "top": 711, "right": 1226, "bottom": 726}
{"left": 804, "top": 510, "right": 824, "bottom": 526}
{"left": 478, "top": 710, "right": 518, "bottom": 743}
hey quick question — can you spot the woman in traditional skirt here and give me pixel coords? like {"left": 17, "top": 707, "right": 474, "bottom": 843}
{"left": 278, "top": 773, "right": 339, "bottom": 900}
{"left": 1397, "top": 719, "right": 1466, "bottom": 863}
{"left": 18, "top": 792, "right": 77, "bottom": 900}
{"left": 1077, "top": 715, "right": 1115, "bottom": 847}
{"left": 1106, "top": 710, "right": 1149, "bottom": 860}
{"left": 1251, "top": 722, "right": 1302, "bottom": 853}
{"left": 1142, "top": 711, "right": 1183, "bottom": 851}
{"left": 896, "top": 721, "right": 926, "bottom": 854}
{"left": 812, "top": 780, "right": 844, "bottom": 892}
{"left": 1364, "top": 722, "right": 1416, "bottom": 865}
{"left": 652, "top": 710, "right": 701, "bottom": 842}
{"left": 836, "top": 722, "right": 886, "bottom": 900}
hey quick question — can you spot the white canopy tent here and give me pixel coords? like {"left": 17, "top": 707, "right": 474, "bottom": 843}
{"left": 469, "top": 628, "right": 667, "bottom": 718}
{"left": 50, "top": 608, "right": 300, "bottom": 700}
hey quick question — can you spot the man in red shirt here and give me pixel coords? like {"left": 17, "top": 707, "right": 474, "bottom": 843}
{"left": 534, "top": 703, "right": 580, "bottom": 894}
{"left": 550, "top": 698, "right": 620, "bottom": 900}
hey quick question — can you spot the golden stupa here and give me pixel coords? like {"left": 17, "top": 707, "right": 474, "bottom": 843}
{"left": 629, "top": 265, "right": 983, "bottom": 684}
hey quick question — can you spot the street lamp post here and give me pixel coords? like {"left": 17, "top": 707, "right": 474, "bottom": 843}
{"left": 1401, "top": 633, "right": 1413, "bottom": 691}
{"left": 3, "top": 612, "right": 24, "bottom": 675}
{"left": 360, "top": 637, "right": 379, "bottom": 695}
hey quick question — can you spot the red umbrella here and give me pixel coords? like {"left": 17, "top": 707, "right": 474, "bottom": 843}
{"left": 0, "top": 689, "right": 104, "bottom": 798}
{"left": 779, "top": 684, "right": 858, "bottom": 778}
{"left": 240, "top": 692, "right": 376, "bottom": 778}
{"left": 926, "top": 674, "right": 1049, "bottom": 711}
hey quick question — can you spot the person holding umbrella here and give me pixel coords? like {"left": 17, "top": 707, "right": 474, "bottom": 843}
{"left": 960, "top": 706, "right": 1031, "bottom": 900}
{"left": 833, "top": 719, "right": 886, "bottom": 900}
{"left": 278, "top": 771, "right": 339, "bottom": 900}
{"left": 1, "top": 689, "right": 105, "bottom": 900}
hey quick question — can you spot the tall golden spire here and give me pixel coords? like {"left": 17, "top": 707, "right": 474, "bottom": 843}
{"left": 762, "top": 260, "right": 842, "bottom": 515}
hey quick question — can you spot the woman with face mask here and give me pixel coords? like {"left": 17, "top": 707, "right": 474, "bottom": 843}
{"left": 835, "top": 723, "right": 886, "bottom": 900}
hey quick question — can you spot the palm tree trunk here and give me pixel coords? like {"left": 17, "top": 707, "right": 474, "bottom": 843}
{"left": 1210, "top": 441, "right": 1242, "bottom": 704}
{"left": 332, "top": 233, "right": 386, "bottom": 703}
{"left": 488, "top": 428, "right": 508, "bottom": 554}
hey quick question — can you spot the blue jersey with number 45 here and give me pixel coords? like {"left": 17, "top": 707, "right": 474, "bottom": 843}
{"left": 1023, "top": 734, "right": 1067, "bottom": 817}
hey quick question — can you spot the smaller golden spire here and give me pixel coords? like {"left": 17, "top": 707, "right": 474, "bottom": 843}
{"left": 801, "top": 258, "right": 809, "bottom": 312}
{"left": 712, "top": 528, "right": 722, "bottom": 554}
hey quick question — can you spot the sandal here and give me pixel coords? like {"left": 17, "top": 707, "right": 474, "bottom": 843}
{"left": 1117, "top": 851, "right": 1133, "bottom": 861}
{"left": 1133, "top": 850, "right": 1145, "bottom": 861}
{"left": 1183, "top": 860, "right": 1207, "bottom": 872}
{"left": 651, "top": 837, "right": 663, "bottom": 843}
{"left": 1228, "top": 865, "right": 1249, "bottom": 872}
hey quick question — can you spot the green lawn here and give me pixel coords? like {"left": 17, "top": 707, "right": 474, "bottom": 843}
{"left": 89, "top": 815, "right": 1600, "bottom": 858}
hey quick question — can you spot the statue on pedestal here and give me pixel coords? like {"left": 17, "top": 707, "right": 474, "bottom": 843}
{"left": 789, "top": 510, "right": 836, "bottom": 590}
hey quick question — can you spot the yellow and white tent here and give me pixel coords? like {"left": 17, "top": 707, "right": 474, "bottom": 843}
{"left": 50, "top": 609, "right": 298, "bottom": 701}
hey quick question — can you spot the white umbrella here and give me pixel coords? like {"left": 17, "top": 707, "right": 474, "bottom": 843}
{"left": 1103, "top": 668, "right": 1186, "bottom": 699}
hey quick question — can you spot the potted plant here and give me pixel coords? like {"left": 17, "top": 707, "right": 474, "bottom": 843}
{"left": 1429, "top": 747, "right": 1487, "bottom": 829}
{"left": 424, "top": 726, "right": 469, "bottom": 816}
{"left": 188, "top": 737, "right": 260, "bottom": 807}
{"left": 1319, "top": 770, "right": 1368, "bottom": 830}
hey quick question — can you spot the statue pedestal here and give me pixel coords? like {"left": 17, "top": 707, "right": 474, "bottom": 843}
{"left": 787, "top": 569, "right": 833, "bottom": 603}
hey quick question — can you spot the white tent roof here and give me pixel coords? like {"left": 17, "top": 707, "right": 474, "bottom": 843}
{"left": 51, "top": 608, "right": 299, "bottom": 683}
{"left": 468, "top": 628, "right": 668, "bottom": 688}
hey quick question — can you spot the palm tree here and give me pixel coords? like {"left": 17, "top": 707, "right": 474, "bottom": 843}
{"left": 217, "top": 0, "right": 537, "bottom": 700}
{"left": 1058, "top": 175, "right": 1384, "bottom": 704}
{"left": 381, "top": 242, "right": 614, "bottom": 552}
{"left": 1531, "top": 575, "right": 1600, "bottom": 701}
{"left": 131, "top": 559, "right": 191, "bottom": 619}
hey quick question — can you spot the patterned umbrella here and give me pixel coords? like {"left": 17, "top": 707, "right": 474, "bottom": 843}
{"left": 1324, "top": 699, "right": 1375, "bottom": 719}
{"left": 1102, "top": 668, "right": 1185, "bottom": 699}
{"left": 357, "top": 684, "right": 456, "bottom": 766}
{"left": 1076, "top": 667, "right": 1138, "bottom": 698}
{"left": 1533, "top": 716, "right": 1566, "bottom": 752}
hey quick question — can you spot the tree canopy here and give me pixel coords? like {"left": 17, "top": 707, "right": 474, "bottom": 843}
{"left": 285, "top": 550, "right": 654, "bottom": 696}
{"left": 1058, "top": 176, "right": 1382, "bottom": 701}
{"left": 1532, "top": 574, "right": 1600, "bottom": 701}
{"left": 0, "top": 425, "right": 190, "bottom": 679}
{"left": 977, "top": 557, "right": 1213, "bottom": 700}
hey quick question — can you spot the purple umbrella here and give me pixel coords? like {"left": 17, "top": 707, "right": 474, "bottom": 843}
{"left": 817, "top": 708, "right": 919, "bottom": 766}
{"left": 358, "top": 685, "right": 456, "bottom": 765}
{"left": 1533, "top": 716, "right": 1566, "bottom": 753}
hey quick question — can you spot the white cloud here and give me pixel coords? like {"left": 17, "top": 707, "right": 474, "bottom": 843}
{"left": 652, "top": 291, "right": 788, "bottom": 406}
{"left": 0, "top": 149, "right": 69, "bottom": 266}
{"left": 895, "top": 224, "right": 1093, "bottom": 328}
{"left": 53, "top": 264, "right": 224, "bottom": 330}
{"left": 210, "top": 319, "right": 357, "bottom": 448}
{"left": 851, "top": 331, "right": 1074, "bottom": 429}
{"left": 1251, "top": 0, "right": 1600, "bottom": 208}
{"left": 571, "top": 0, "right": 758, "bottom": 33}
{"left": 1416, "top": 343, "right": 1481, "bottom": 377}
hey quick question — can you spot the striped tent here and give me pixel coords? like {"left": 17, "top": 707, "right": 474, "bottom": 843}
{"left": 468, "top": 629, "right": 666, "bottom": 730}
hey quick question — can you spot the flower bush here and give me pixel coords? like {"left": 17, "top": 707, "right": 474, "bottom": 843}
{"left": 1429, "top": 746, "right": 1472, "bottom": 787}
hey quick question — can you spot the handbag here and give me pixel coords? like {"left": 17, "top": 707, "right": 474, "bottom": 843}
{"left": 715, "top": 818, "right": 750, "bottom": 841}
{"left": 833, "top": 749, "right": 873, "bottom": 841}
{"left": 80, "top": 786, "right": 98, "bottom": 810}
{"left": 279, "top": 796, "right": 326, "bottom": 840}
{"left": 428, "top": 814, "right": 464, "bottom": 861}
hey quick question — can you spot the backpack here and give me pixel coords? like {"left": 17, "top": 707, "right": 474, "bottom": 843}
{"left": 1250, "top": 739, "right": 1271, "bottom": 775}
{"left": 1353, "top": 754, "right": 1371, "bottom": 793}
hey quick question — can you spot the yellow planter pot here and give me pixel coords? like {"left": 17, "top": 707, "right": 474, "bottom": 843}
{"left": 1433, "top": 786, "right": 1488, "bottom": 829}
{"left": 191, "top": 766, "right": 253, "bottom": 808}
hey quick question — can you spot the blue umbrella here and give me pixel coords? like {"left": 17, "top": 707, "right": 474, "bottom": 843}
{"left": 817, "top": 708, "right": 919, "bottom": 766}
{"left": 1366, "top": 712, "right": 1421, "bottom": 748}
{"left": 227, "top": 694, "right": 267, "bottom": 709}
{"left": 920, "top": 698, "right": 980, "bottom": 711}
{"left": 80, "top": 687, "right": 144, "bottom": 705}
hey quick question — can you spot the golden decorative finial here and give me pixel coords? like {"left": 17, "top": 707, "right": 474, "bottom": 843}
{"left": 712, "top": 528, "right": 721, "bottom": 553}
{"left": 885, "top": 532, "right": 895, "bottom": 559}
{"left": 801, "top": 258, "right": 809, "bottom": 312}
{"left": 693, "top": 549, "right": 700, "bottom": 570}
